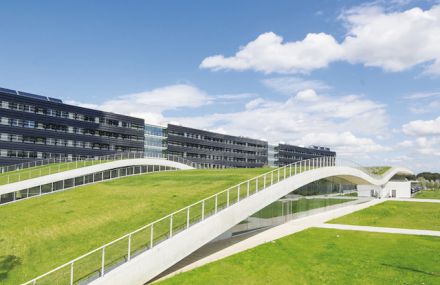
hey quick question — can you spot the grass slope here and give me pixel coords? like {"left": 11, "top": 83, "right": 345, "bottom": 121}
{"left": 329, "top": 201, "right": 440, "bottom": 231}
{"left": 0, "top": 168, "right": 268, "bottom": 284}
{"left": 415, "top": 189, "right": 440, "bottom": 199}
{"left": 157, "top": 228, "right": 440, "bottom": 285}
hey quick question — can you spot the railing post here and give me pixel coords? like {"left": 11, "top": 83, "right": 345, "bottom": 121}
{"left": 255, "top": 178, "right": 258, "bottom": 192}
{"left": 169, "top": 215, "right": 173, "bottom": 238}
{"left": 187, "top": 207, "right": 190, "bottom": 228}
{"left": 289, "top": 164, "right": 292, "bottom": 176}
{"left": 215, "top": 194, "right": 218, "bottom": 213}
{"left": 70, "top": 262, "right": 74, "bottom": 285}
{"left": 128, "top": 234, "right": 132, "bottom": 261}
{"left": 247, "top": 181, "right": 250, "bottom": 197}
{"left": 263, "top": 175, "right": 266, "bottom": 189}
{"left": 277, "top": 168, "right": 280, "bottom": 182}
{"left": 150, "top": 224, "right": 154, "bottom": 248}
{"left": 294, "top": 162, "right": 297, "bottom": 175}
{"left": 101, "top": 247, "right": 105, "bottom": 277}
{"left": 284, "top": 167, "right": 286, "bottom": 179}
{"left": 227, "top": 189, "right": 230, "bottom": 207}
{"left": 300, "top": 162, "right": 302, "bottom": 173}
{"left": 237, "top": 185, "right": 240, "bottom": 202}
{"left": 271, "top": 171, "right": 273, "bottom": 185}
{"left": 202, "top": 201, "right": 205, "bottom": 220}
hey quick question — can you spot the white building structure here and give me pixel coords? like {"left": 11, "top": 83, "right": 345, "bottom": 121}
{"left": 357, "top": 181, "right": 411, "bottom": 198}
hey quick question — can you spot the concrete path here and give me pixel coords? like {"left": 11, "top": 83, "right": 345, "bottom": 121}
{"left": 318, "top": 223, "right": 440, "bottom": 237}
{"left": 395, "top": 198, "right": 440, "bottom": 203}
{"left": 154, "top": 198, "right": 385, "bottom": 282}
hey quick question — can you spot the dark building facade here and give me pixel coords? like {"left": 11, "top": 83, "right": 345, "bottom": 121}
{"left": 0, "top": 87, "right": 144, "bottom": 166}
{"left": 274, "top": 144, "right": 336, "bottom": 166}
{"left": 166, "top": 124, "right": 268, "bottom": 168}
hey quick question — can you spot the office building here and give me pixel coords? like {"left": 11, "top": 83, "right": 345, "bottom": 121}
{"left": 0, "top": 87, "right": 144, "bottom": 166}
{"left": 270, "top": 143, "right": 336, "bottom": 167}
{"left": 166, "top": 124, "right": 268, "bottom": 168}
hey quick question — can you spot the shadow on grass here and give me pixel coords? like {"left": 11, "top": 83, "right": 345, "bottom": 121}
{"left": 0, "top": 255, "right": 22, "bottom": 281}
{"left": 381, "top": 263, "right": 440, "bottom": 277}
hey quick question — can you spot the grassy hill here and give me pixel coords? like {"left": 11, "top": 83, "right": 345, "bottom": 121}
{"left": 0, "top": 168, "right": 268, "bottom": 284}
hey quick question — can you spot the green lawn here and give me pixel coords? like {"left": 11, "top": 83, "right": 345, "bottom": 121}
{"left": 0, "top": 159, "right": 112, "bottom": 185}
{"left": 328, "top": 201, "right": 440, "bottom": 231}
{"left": 157, "top": 228, "right": 440, "bottom": 285}
{"left": 0, "top": 168, "right": 268, "bottom": 284}
{"left": 415, "top": 189, "right": 440, "bottom": 199}
{"left": 366, "top": 166, "right": 391, "bottom": 175}
{"left": 338, "top": 192, "right": 358, "bottom": 197}
{"left": 252, "top": 198, "right": 354, "bottom": 219}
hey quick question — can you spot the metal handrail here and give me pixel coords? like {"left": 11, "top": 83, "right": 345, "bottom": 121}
{"left": 0, "top": 152, "right": 199, "bottom": 186}
{"left": 22, "top": 156, "right": 394, "bottom": 285}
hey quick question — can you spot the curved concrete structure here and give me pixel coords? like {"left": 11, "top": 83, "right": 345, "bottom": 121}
{"left": 0, "top": 158, "right": 194, "bottom": 197}
{"left": 89, "top": 164, "right": 412, "bottom": 285}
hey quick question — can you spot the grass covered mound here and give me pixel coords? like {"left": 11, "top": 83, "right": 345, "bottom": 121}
{"left": 0, "top": 168, "right": 268, "bottom": 284}
{"left": 328, "top": 201, "right": 440, "bottom": 231}
{"left": 157, "top": 228, "right": 440, "bottom": 285}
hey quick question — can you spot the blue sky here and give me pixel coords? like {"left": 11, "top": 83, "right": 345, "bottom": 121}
{"left": 1, "top": 0, "right": 439, "bottom": 171}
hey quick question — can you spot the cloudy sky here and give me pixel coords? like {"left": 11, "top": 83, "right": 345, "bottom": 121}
{"left": 1, "top": 0, "right": 439, "bottom": 172}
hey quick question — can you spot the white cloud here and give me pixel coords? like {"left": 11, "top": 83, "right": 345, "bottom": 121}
{"left": 402, "top": 116, "right": 440, "bottom": 136}
{"left": 200, "top": 32, "right": 344, "bottom": 74}
{"left": 68, "top": 84, "right": 211, "bottom": 125}
{"left": 404, "top": 91, "right": 440, "bottom": 114}
{"left": 415, "top": 137, "right": 440, "bottom": 155}
{"left": 397, "top": 140, "right": 414, "bottom": 148}
{"left": 295, "top": 89, "right": 319, "bottom": 102}
{"left": 200, "top": 5, "right": 440, "bottom": 75}
{"left": 295, "top": 132, "right": 391, "bottom": 155}
{"left": 262, "top": 77, "right": 332, "bottom": 95}
{"left": 405, "top": 91, "right": 440, "bottom": 99}
{"left": 169, "top": 89, "right": 389, "bottom": 156}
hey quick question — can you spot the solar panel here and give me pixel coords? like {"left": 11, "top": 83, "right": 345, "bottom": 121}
{"left": 0, "top": 87, "right": 18, "bottom": 95}
{"left": 17, "top": 91, "right": 48, "bottom": 101}
{"left": 48, "top": 97, "right": 63, "bottom": 103}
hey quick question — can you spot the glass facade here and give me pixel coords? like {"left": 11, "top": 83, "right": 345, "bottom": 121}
{"left": 268, "top": 144, "right": 276, "bottom": 167}
{"left": 144, "top": 124, "right": 167, "bottom": 157}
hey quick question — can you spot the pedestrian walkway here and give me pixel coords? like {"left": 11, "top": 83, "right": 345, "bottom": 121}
{"left": 317, "top": 223, "right": 440, "bottom": 237}
{"left": 396, "top": 198, "right": 440, "bottom": 203}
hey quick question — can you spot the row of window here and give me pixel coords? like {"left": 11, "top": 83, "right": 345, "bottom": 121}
{"left": 0, "top": 117, "right": 144, "bottom": 141}
{"left": 0, "top": 147, "right": 142, "bottom": 159}
{"left": 0, "top": 132, "right": 141, "bottom": 151}
{"left": 168, "top": 131, "right": 267, "bottom": 149}
{"left": 183, "top": 152, "right": 266, "bottom": 163}
{"left": 276, "top": 148, "right": 334, "bottom": 156}
{"left": 167, "top": 141, "right": 267, "bottom": 156}
{"left": 0, "top": 100, "right": 143, "bottom": 130}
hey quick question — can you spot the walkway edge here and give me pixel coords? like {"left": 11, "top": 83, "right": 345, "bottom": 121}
{"left": 318, "top": 223, "right": 440, "bottom": 237}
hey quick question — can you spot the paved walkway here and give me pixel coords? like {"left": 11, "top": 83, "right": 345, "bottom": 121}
{"left": 154, "top": 198, "right": 385, "bottom": 282}
{"left": 395, "top": 198, "right": 440, "bottom": 203}
{"left": 318, "top": 223, "right": 440, "bottom": 237}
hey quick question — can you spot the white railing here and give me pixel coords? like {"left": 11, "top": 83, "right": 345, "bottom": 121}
{"left": 0, "top": 152, "right": 198, "bottom": 186}
{"left": 23, "top": 155, "right": 349, "bottom": 285}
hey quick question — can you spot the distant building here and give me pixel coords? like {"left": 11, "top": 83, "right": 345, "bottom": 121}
{"left": 269, "top": 143, "right": 335, "bottom": 167}
{"left": 0, "top": 87, "right": 144, "bottom": 166}
{"left": 166, "top": 124, "right": 268, "bottom": 168}
{"left": 358, "top": 181, "right": 411, "bottom": 198}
